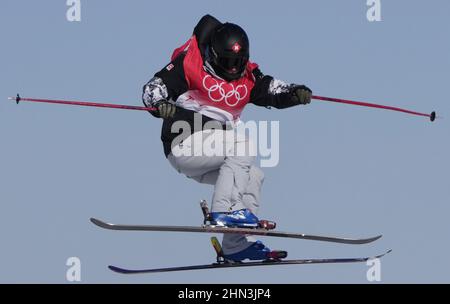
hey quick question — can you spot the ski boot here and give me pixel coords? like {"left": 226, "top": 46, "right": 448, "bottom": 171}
{"left": 210, "top": 237, "right": 287, "bottom": 263}
{"left": 200, "top": 200, "right": 276, "bottom": 230}
{"left": 210, "top": 208, "right": 260, "bottom": 228}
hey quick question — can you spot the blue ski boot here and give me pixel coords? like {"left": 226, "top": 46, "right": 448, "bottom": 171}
{"left": 210, "top": 209, "right": 259, "bottom": 228}
{"left": 223, "top": 240, "right": 272, "bottom": 262}
{"left": 210, "top": 237, "right": 288, "bottom": 263}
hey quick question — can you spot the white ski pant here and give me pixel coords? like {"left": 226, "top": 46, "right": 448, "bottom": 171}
{"left": 167, "top": 129, "right": 265, "bottom": 254}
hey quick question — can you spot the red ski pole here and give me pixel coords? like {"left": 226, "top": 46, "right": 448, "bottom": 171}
{"left": 312, "top": 95, "right": 436, "bottom": 122}
{"left": 8, "top": 94, "right": 157, "bottom": 112}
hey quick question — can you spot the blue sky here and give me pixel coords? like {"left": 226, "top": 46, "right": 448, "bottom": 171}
{"left": 0, "top": 0, "right": 449, "bottom": 283}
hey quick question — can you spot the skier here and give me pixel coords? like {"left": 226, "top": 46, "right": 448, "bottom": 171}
{"left": 142, "top": 15, "right": 312, "bottom": 262}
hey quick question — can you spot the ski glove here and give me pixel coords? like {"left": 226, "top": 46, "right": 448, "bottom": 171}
{"left": 291, "top": 85, "right": 312, "bottom": 105}
{"left": 155, "top": 100, "right": 176, "bottom": 119}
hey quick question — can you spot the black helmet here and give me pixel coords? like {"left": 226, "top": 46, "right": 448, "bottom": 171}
{"left": 209, "top": 22, "right": 249, "bottom": 81}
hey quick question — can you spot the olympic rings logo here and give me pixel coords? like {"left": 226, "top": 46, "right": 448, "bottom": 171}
{"left": 202, "top": 75, "right": 248, "bottom": 107}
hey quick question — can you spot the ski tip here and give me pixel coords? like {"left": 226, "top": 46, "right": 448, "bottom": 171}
{"left": 108, "top": 265, "right": 130, "bottom": 274}
{"left": 350, "top": 234, "right": 382, "bottom": 244}
{"left": 90, "top": 217, "right": 111, "bottom": 228}
{"left": 374, "top": 249, "right": 392, "bottom": 259}
{"left": 366, "top": 234, "right": 383, "bottom": 243}
{"left": 373, "top": 234, "right": 383, "bottom": 241}
{"left": 90, "top": 217, "right": 101, "bottom": 225}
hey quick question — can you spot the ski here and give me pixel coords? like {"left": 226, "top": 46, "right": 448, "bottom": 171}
{"left": 107, "top": 250, "right": 392, "bottom": 274}
{"left": 90, "top": 217, "right": 382, "bottom": 245}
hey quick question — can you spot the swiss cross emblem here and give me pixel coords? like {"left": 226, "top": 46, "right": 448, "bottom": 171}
{"left": 231, "top": 42, "right": 241, "bottom": 53}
